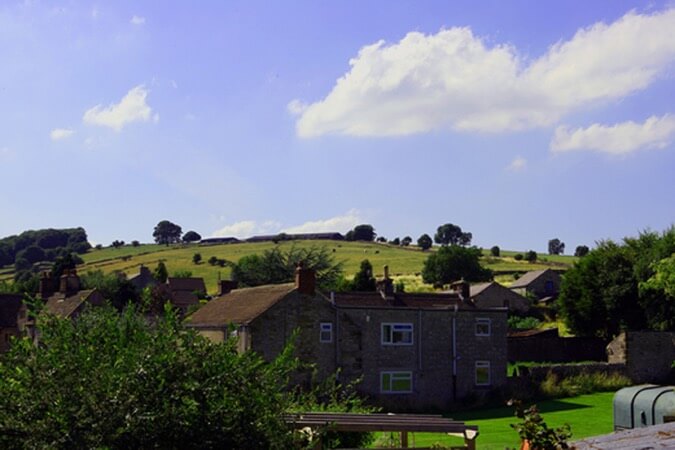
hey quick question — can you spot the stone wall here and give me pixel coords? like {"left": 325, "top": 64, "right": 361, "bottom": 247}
{"left": 508, "top": 336, "right": 608, "bottom": 363}
{"left": 608, "top": 331, "right": 675, "bottom": 383}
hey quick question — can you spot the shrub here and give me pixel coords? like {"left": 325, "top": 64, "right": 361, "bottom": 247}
{"left": 514, "top": 254, "right": 524, "bottom": 261}
{"left": 490, "top": 246, "right": 500, "bottom": 257}
{"left": 508, "top": 316, "right": 541, "bottom": 330}
{"left": 539, "top": 371, "right": 631, "bottom": 398}
{"left": 192, "top": 253, "right": 202, "bottom": 264}
{"left": 524, "top": 250, "right": 538, "bottom": 262}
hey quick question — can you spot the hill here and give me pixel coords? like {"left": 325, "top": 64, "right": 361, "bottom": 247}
{"left": 1, "top": 240, "right": 577, "bottom": 294}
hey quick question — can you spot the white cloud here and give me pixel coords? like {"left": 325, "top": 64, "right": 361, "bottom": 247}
{"left": 292, "top": 9, "right": 675, "bottom": 137}
{"left": 50, "top": 128, "right": 74, "bottom": 141}
{"left": 83, "top": 85, "right": 154, "bottom": 131}
{"left": 551, "top": 114, "right": 675, "bottom": 155}
{"left": 283, "top": 210, "right": 364, "bottom": 234}
{"left": 211, "top": 220, "right": 281, "bottom": 238}
{"left": 506, "top": 156, "right": 527, "bottom": 171}
{"left": 130, "top": 15, "right": 145, "bottom": 25}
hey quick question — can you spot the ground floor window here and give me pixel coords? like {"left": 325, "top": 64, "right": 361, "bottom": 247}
{"left": 380, "top": 371, "right": 413, "bottom": 393}
{"left": 320, "top": 322, "right": 333, "bottom": 343}
{"left": 475, "top": 361, "right": 491, "bottom": 386}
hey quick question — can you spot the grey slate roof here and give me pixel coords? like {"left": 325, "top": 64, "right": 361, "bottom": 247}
{"left": 510, "top": 269, "right": 550, "bottom": 288}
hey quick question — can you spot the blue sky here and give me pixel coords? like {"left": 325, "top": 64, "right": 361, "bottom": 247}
{"left": 1, "top": 1, "right": 674, "bottom": 252}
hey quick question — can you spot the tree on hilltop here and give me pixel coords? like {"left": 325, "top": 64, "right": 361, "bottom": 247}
{"left": 182, "top": 231, "right": 201, "bottom": 243}
{"left": 434, "top": 223, "right": 472, "bottom": 247}
{"left": 417, "top": 234, "right": 433, "bottom": 251}
{"left": 548, "top": 238, "right": 565, "bottom": 255}
{"left": 153, "top": 220, "right": 182, "bottom": 245}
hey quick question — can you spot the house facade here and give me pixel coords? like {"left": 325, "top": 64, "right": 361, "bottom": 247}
{"left": 187, "top": 266, "right": 507, "bottom": 411}
{"left": 466, "top": 281, "right": 530, "bottom": 313}
{"left": 510, "top": 269, "right": 562, "bottom": 301}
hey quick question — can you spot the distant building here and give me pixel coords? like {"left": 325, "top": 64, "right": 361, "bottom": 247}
{"left": 187, "top": 265, "right": 507, "bottom": 411}
{"left": 199, "top": 237, "right": 240, "bottom": 245}
{"left": 459, "top": 281, "right": 530, "bottom": 313}
{"left": 128, "top": 265, "right": 156, "bottom": 291}
{"left": 510, "top": 269, "right": 562, "bottom": 302}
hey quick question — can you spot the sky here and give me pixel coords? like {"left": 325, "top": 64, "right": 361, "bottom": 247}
{"left": 1, "top": 0, "right": 674, "bottom": 252}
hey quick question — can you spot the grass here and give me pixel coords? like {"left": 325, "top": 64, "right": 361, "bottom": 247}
{"left": 370, "top": 392, "right": 614, "bottom": 449}
{"left": 1, "top": 241, "right": 577, "bottom": 292}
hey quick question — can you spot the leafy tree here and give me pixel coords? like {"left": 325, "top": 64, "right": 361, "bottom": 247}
{"left": 390, "top": 237, "right": 400, "bottom": 246}
{"left": 434, "top": 223, "right": 472, "bottom": 246}
{"left": 0, "top": 305, "right": 324, "bottom": 449}
{"left": 401, "top": 236, "right": 412, "bottom": 247}
{"left": 351, "top": 260, "right": 376, "bottom": 291}
{"left": 182, "top": 231, "right": 202, "bottom": 243}
{"left": 548, "top": 238, "right": 565, "bottom": 255}
{"left": 131, "top": 240, "right": 140, "bottom": 247}
{"left": 15, "top": 245, "right": 45, "bottom": 264}
{"left": 421, "top": 245, "right": 492, "bottom": 286}
{"left": 231, "top": 245, "right": 344, "bottom": 291}
{"left": 154, "top": 261, "right": 168, "bottom": 283}
{"left": 348, "top": 224, "right": 376, "bottom": 242}
{"left": 80, "top": 270, "right": 140, "bottom": 310}
{"left": 208, "top": 256, "right": 218, "bottom": 266}
{"left": 490, "top": 246, "right": 500, "bottom": 257}
{"left": 376, "top": 236, "right": 387, "bottom": 243}
{"left": 574, "top": 245, "right": 589, "bottom": 257}
{"left": 417, "top": 234, "right": 433, "bottom": 251}
{"left": 524, "top": 250, "right": 538, "bottom": 262}
{"left": 192, "top": 253, "right": 202, "bottom": 265}
{"left": 344, "top": 230, "right": 355, "bottom": 241}
{"left": 514, "top": 253, "right": 523, "bottom": 261}
{"left": 153, "top": 220, "right": 183, "bottom": 245}
{"left": 111, "top": 240, "right": 125, "bottom": 248}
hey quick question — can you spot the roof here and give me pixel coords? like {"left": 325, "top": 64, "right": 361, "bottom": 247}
{"left": 0, "top": 294, "right": 23, "bottom": 328}
{"left": 510, "top": 269, "right": 551, "bottom": 288}
{"left": 508, "top": 327, "right": 559, "bottom": 338}
{"left": 333, "top": 291, "right": 471, "bottom": 310}
{"left": 42, "top": 289, "right": 97, "bottom": 319}
{"left": 573, "top": 421, "right": 675, "bottom": 449}
{"left": 167, "top": 277, "right": 206, "bottom": 293}
{"left": 469, "top": 282, "right": 493, "bottom": 297}
{"left": 186, "top": 283, "right": 297, "bottom": 326}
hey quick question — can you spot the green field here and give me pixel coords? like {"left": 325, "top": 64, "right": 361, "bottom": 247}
{"left": 371, "top": 392, "right": 614, "bottom": 449}
{"left": 1, "top": 240, "right": 577, "bottom": 293}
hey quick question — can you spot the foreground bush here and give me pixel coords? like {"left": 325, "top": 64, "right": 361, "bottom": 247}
{"left": 0, "top": 306, "right": 370, "bottom": 449}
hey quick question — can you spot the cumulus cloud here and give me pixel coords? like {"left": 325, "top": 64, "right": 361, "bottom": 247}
{"left": 291, "top": 8, "right": 675, "bottom": 138}
{"left": 551, "top": 114, "right": 675, "bottom": 155}
{"left": 130, "top": 15, "right": 145, "bottom": 25}
{"left": 50, "top": 128, "right": 74, "bottom": 141}
{"left": 211, "top": 220, "right": 281, "bottom": 238}
{"left": 506, "top": 156, "right": 527, "bottom": 171}
{"left": 83, "top": 85, "right": 155, "bottom": 131}
{"left": 282, "top": 210, "right": 364, "bottom": 234}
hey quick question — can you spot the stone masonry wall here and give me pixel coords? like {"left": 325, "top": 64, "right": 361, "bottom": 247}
{"left": 608, "top": 331, "right": 675, "bottom": 383}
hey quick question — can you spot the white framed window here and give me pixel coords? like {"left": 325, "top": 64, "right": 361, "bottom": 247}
{"left": 320, "top": 322, "right": 333, "bottom": 343}
{"left": 381, "top": 323, "right": 413, "bottom": 345}
{"left": 475, "top": 361, "right": 491, "bottom": 386}
{"left": 475, "top": 318, "right": 491, "bottom": 336}
{"left": 380, "top": 371, "right": 413, "bottom": 393}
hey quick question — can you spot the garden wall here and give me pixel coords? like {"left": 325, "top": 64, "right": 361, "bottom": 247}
{"left": 508, "top": 336, "right": 608, "bottom": 363}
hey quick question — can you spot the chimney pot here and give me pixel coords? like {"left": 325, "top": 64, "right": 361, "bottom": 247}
{"left": 295, "top": 261, "right": 316, "bottom": 295}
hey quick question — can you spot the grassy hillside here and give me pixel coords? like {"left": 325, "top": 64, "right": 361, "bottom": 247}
{"left": 2, "top": 240, "right": 578, "bottom": 293}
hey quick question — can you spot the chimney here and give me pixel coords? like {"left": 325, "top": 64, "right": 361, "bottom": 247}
{"left": 39, "top": 271, "right": 56, "bottom": 299}
{"left": 218, "top": 279, "right": 238, "bottom": 296}
{"left": 453, "top": 279, "right": 470, "bottom": 303}
{"left": 295, "top": 261, "right": 316, "bottom": 295}
{"left": 59, "top": 269, "right": 81, "bottom": 295}
{"left": 377, "top": 265, "right": 394, "bottom": 296}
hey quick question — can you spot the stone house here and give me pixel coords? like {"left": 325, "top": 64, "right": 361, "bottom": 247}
{"left": 607, "top": 331, "right": 675, "bottom": 383}
{"left": 127, "top": 265, "right": 156, "bottom": 291}
{"left": 186, "top": 266, "right": 507, "bottom": 411}
{"left": 164, "top": 277, "right": 206, "bottom": 314}
{"left": 466, "top": 281, "right": 530, "bottom": 313}
{"left": 510, "top": 269, "right": 562, "bottom": 302}
{"left": 0, "top": 293, "right": 23, "bottom": 353}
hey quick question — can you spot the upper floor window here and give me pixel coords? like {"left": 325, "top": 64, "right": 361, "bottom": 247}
{"left": 475, "top": 318, "right": 491, "bottom": 336}
{"left": 320, "top": 322, "right": 333, "bottom": 343}
{"left": 381, "top": 323, "right": 413, "bottom": 345}
{"left": 381, "top": 371, "right": 413, "bottom": 393}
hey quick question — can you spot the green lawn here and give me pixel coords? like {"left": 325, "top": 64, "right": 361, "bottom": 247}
{"left": 371, "top": 392, "right": 614, "bottom": 449}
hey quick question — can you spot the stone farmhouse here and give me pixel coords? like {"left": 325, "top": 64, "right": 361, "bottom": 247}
{"left": 462, "top": 281, "right": 530, "bottom": 313}
{"left": 510, "top": 269, "right": 562, "bottom": 303}
{"left": 186, "top": 265, "right": 507, "bottom": 411}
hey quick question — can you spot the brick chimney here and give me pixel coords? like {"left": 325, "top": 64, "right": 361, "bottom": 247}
{"left": 39, "top": 271, "right": 56, "bottom": 299}
{"left": 295, "top": 261, "right": 316, "bottom": 295}
{"left": 59, "top": 269, "right": 81, "bottom": 295}
{"left": 377, "top": 265, "right": 394, "bottom": 296}
{"left": 217, "top": 279, "right": 238, "bottom": 296}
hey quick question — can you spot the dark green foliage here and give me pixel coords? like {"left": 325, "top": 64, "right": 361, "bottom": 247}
{"left": 514, "top": 253, "right": 524, "bottom": 261}
{"left": 0, "top": 227, "right": 91, "bottom": 267}
{"left": 351, "top": 259, "right": 376, "bottom": 291}
{"left": 559, "top": 228, "right": 675, "bottom": 338}
{"left": 154, "top": 261, "right": 168, "bottom": 283}
{"left": 13, "top": 258, "right": 31, "bottom": 272}
{"left": 548, "top": 238, "right": 565, "bottom": 255}
{"left": 80, "top": 270, "right": 140, "bottom": 310}
{"left": 347, "top": 224, "right": 376, "bottom": 242}
{"left": 131, "top": 240, "right": 140, "bottom": 247}
{"left": 111, "top": 240, "right": 125, "bottom": 248}
{"left": 421, "top": 245, "right": 492, "bottom": 286}
{"left": 231, "top": 245, "right": 344, "bottom": 291}
{"left": 574, "top": 245, "right": 589, "bottom": 257}
{"left": 401, "top": 236, "right": 412, "bottom": 246}
{"left": 417, "top": 234, "right": 432, "bottom": 251}
{"left": 172, "top": 270, "right": 193, "bottom": 278}
{"left": 508, "top": 316, "right": 541, "bottom": 330}
{"left": 376, "top": 236, "right": 387, "bottom": 243}
{"left": 182, "top": 231, "right": 202, "bottom": 243}
{"left": 390, "top": 237, "right": 400, "bottom": 246}
{"left": 434, "top": 223, "right": 472, "bottom": 246}
{"left": 153, "top": 220, "right": 183, "bottom": 245}
{"left": 208, "top": 256, "right": 218, "bottom": 266}
{"left": 510, "top": 400, "right": 571, "bottom": 449}
{"left": 490, "top": 245, "right": 500, "bottom": 257}
{"left": 524, "top": 250, "right": 538, "bottom": 262}
{"left": 192, "top": 253, "right": 202, "bottom": 264}
{"left": 16, "top": 245, "right": 45, "bottom": 264}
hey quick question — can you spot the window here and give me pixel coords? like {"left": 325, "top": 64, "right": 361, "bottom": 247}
{"left": 381, "top": 323, "right": 413, "bottom": 345}
{"left": 475, "top": 318, "right": 491, "bottom": 336}
{"left": 320, "top": 322, "right": 333, "bottom": 343}
{"left": 475, "top": 361, "right": 491, "bottom": 386}
{"left": 381, "top": 371, "right": 413, "bottom": 393}
{"left": 545, "top": 280, "right": 555, "bottom": 294}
